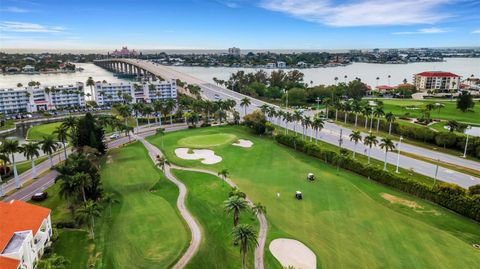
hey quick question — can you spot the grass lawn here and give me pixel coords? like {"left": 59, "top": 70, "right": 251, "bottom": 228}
{"left": 94, "top": 142, "right": 189, "bottom": 269}
{"left": 0, "top": 119, "right": 15, "bottom": 131}
{"left": 379, "top": 99, "right": 480, "bottom": 125}
{"left": 2, "top": 156, "right": 49, "bottom": 182}
{"left": 148, "top": 126, "right": 480, "bottom": 269}
{"left": 171, "top": 169, "right": 260, "bottom": 269}
{"left": 27, "top": 122, "right": 62, "bottom": 140}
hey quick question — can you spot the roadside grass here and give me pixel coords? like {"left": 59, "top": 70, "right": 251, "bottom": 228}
{"left": 148, "top": 125, "right": 480, "bottom": 269}
{"left": 171, "top": 169, "right": 261, "bottom": 269}
{"left": 27, "top": 122, "right": 62, "bottom": 140}
{"left": 0, "top": 120, "right": 15, "bottom": 131}
{"left": 3, "top": 156, "right": 49, "bottom": 181}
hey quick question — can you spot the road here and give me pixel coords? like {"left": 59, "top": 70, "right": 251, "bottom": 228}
{"left": 99, "top": 59, "right": 480, "bottom": 188}
{"left": 2, "top": 123, "right": 188, "bottom": 202}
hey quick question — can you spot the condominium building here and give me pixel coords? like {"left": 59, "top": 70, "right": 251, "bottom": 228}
{"left": 413, "top": 71, "right": 460, "bottom": 92}
{"left": 0, "top": 200, "right": 53, "bottom": 269}
{"left": 0, "top": 83, "right": 86, "bottom": 114}
{"left": 93, "top": 79, "right": 177, "bottom": 105}
{"left": 228, "top": 47, "right": 241, "bottom": 56}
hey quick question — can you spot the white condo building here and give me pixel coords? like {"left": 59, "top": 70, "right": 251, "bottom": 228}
{"left": 0, "top": 83, "right": 86, "bottom": 114}
{"left": 0, "top": 200, "right": 53, "bottom": 269}
{"left": 93, "top": 79, "right": 177, "bottom": 105}
{"left": 413, "top": 71, "right": 460, "bottom": 92}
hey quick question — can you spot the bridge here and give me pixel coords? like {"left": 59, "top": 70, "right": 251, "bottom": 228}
{"left": 94, "top": 59, "right": 480, "bottom": 188}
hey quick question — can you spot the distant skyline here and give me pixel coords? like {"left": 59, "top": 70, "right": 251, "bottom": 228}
{"left": 1, "top": 0, "right": 479, "bottom": 50}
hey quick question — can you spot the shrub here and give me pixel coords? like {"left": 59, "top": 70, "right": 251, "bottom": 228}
{"left": 243, "top": 110, "right": 267, "bottom": 134}
{"left": 469, "top": 184, "right": 480, "bottom": 195}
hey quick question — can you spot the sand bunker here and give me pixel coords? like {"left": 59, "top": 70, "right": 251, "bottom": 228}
{"left": 232, "top": 139, "right": 253, "bottom": 148}
{"left": 269, "top": 238, "right": 316, "bottom": 269}
{"left": 175, "top": 148, "right": 222, "bottom": 164}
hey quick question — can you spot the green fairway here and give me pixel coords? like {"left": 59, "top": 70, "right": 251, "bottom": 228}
{"left": 380, "top": 99, "right": 480, "bottom": 124}
{"left": 178, "top": 133, "right": 237, "bottom": 148}
{"left": 148, "top": 126, "right": 480, "bottom": 269}
{"left": 171, "top": 169, "right": 260, "bottom": 269}
{"left": 27, "top": 122, "right": 62, "bottom": 140}
{"left": 95, "top": 142, "right": 189, "bottom": 268}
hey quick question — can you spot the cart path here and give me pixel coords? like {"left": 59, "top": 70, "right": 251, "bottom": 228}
{"left": 137, "top": 136, "right": 202, "bottom": 269}
{"left": 168, "top": 165, "right": 267, "bottom": 269}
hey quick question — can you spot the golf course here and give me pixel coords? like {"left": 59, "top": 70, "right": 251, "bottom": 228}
{"left": 146, "top": 125, "right": 480, "bottom": 269}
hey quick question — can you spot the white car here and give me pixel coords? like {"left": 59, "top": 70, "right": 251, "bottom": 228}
{"left": 109, "top": 133, "right": 120, "bottom": 139}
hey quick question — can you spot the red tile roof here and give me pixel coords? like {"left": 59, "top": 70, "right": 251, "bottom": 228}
{"left": 416, "top": 71, "right": 459, "bottom": 77}
{"left": 0, "top": 256, "right": 19, "bottom": 269}
{"left": 0, "top": 200, "right": 51, "bottom": 252}
{"left": 375, "top": 85, "right": 395, "bottom": 90}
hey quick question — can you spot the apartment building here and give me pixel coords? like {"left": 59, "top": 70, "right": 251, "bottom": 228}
{"left": 0, "top": 82, "right": 86, "bottom": 114}
{"left": 94, "top": 79, "right": 177, "bottom": 105}
{"left": 0, "top": 200, "right": 53, "bottom": 269}
{"left": 413, "top": 71, "right": 460, "bottom": 92}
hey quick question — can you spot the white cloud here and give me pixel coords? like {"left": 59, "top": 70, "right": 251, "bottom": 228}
{"left": 393, "top": 27, "right": 449, "bottom": 35}
{"left": 260, "top": 0, "right": 453, "bottom": 27}
{"left": 473, "top": 29, "right": 480, "bottom": 34}
{"left": 0, "top": 6, "right": 30, "bottom": 13}
{"left": 0, "top": 21, "right": 65, "bottom": 33}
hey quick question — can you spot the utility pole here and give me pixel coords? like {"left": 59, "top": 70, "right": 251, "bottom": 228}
{"left": 316, "top": 97, "right": 321, "bottom": 111}
{"left": 433, "top": 159, "right": 440, "bottom": 186}
{"left": 463, "top": 129, "right": 470, "bottom": 158}
{"left": 395, "top": 136, "right": 403, "bottom": 173}
{"left": 338, "top": 129, "right": 343, "bottom": 148}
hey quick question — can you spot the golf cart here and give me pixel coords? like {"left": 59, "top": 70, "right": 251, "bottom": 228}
{"left": 295, "top": 191, "right": 303, "bottom": 200}
{"left": 307, "top": 173, "right": 315, "bottom": 181}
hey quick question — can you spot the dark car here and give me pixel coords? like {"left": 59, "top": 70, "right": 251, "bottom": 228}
{"left": 31, "top": 192, "right": 48, "bottom": 201}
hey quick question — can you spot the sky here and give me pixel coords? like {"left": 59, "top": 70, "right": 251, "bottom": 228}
{"left": 0, "top": 0, "right": 479, "bottom": 51}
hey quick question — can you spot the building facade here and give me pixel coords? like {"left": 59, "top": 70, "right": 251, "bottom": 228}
{"left": 94, "top": 79, "right": 177, "bottom": 105}
{"left": 414, "top": 71, "right": 460, "bottom": 92}
{"left": 228, "top": 47, "right": 241, "bottom": 56}
{"left": 0, "top": 83, "right": 86, "bottom": 114}
{"left": 0, "top": 200, "right": 53, "bottom": 269}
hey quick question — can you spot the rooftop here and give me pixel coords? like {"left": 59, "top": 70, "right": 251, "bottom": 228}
{"left": 416, "top": 71, "right": 460, "bottom": 78}
{"left": 0, "top": 256, "right": 20, "bottom": 269}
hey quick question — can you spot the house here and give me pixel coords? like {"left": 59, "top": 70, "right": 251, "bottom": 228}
{"left": 266, "top": 63, "right": 276, "bottom": 69}
{"left": 276, "top": 61, "right": 287, "bottom": 68}
{"left": 374, "top": 85, "right": 395, "bottom": 93}
{"left": 0, "top": 200, "right": 53, "bottom": 269}
{"left": 413, "top": 71, "right": 460, "bottom": 93}
{"left": 22, "top": 65, "right": 35, "bottom": 72}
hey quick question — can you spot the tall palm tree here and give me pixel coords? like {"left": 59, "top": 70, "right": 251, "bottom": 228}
{"left": 240, "top": 97, "right": 251, "bottom": 116}
{"left": 311, "top": 115, "right": 324, "bottom": 143}
{"left": 21, "top": 142, "right": 40, "bottom": 179}
{"left": 363, "top": 133, "right": 378, "bottom": 164}
{"left": 224, "top": 196, "right": 249, "bottom": 227}
{"left": 303, "top": 116, "right": 312, "bottom": 142}
{"left": 232, "top": 224, "right": 258, "bottom": 269}
{"left": 343, "top": 100, "right": 351, "bottom": 123}
{"left": 132, "top": 102, "right": 144, "bottom": 133}
{"left": 102, "top": 192, "right": 119, "bottom": 217}
{"left": 86, "top": 77, "right": 95, "bottom": 97}
{"left": 282, "top": 111, "right": 291, "bottom": 135}
{"left": 142, "top": 104, "right": 154, "bottom": 125}
{"left": 76, "top": 200, "right": 101, "bottom": 239}
{"left": 373, "top": 106, "right": 385, "bottom": 132}
{"left": 362, "top": 105, "right": 371, "bottom": 129}
{"left": 153, "top": 100, "right": 164, "bottom": 127}
{"left": 165, "top": 98, "right": 176, "bottom": 125}
{"left": 218, "top": 169, "right": 229, "bottom": 185}
{"left": 379, "top": 138, "right": 396, "bottom": 171}
{"left": 40, "top": 135, "right": 58, "bottom": 168}
{"left": 0, "top": 152, "right": 10, "bottom": 197}
{"left": 53, "top": 126, "right": 69, "bottom": 160}
{"left": 61, "top": 116, "right": 77, "bottom": 133}
{"left": 116, "top": 105, "right": 131, "bottom": 126}
{"left": 349, "top": 131, "right": 362, "bottom": 159}
{"left": 293, "top": 110, "right": 302, "bottom": 136}
{"left": 322, "top": 97, "right": 332, "bottom": 118}
{"left": 2, "top": 139, "right": 21, "bottom": 188}
{"left": 385, "top": 112, "right": 396, "bottom": 135}
{"left": 252, "top": 202, "right": 267, "bottom": 216}
{"left": 352, "top": 100, "right": 362, "bottom": 127}
{"left": 156, "top": 155, "right": 168, "bottom": 172}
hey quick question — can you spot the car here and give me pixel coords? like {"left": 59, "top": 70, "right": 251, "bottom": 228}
{"left": 109, "top": 133, "right": 120, "bottom": 139}
{"left": 31, "top": 192, "right": 48, "bottom": 201}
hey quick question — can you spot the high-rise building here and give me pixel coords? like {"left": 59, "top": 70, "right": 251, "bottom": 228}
{"left": 413, "top": 71, "right": 460, "bottom": 92}
{"left": 228, "top": 47, "right": 241, "bottom": 56}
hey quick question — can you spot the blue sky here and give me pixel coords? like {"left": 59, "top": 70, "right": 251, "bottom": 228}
{"left": 0, "top": 0, "right": 479, "bottom": 50}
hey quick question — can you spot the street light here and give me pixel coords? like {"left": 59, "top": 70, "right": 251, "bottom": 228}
{"left": 395, "top": 136, "right": 403, "bottom": 173}
{"left": 315, "top": 97, "right": 321, "bottom": 111}
{"left": 463, "top": 126, "right": 470, "bottom": 158}
{"left": 338, "top": 129, "right": 343, "bottom": 148}
{"left": 284, "top": 89, "right": 289, "bottom": 109}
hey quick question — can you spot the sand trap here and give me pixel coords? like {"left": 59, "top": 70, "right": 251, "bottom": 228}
{"left": 269, "top": 238, "right": 316, "bottom": 269}
{"left": 175, "top": 148, "right": 222, "bottom": 164}
{"left": 232, "top": 139, "right": 253, "bottom": 148}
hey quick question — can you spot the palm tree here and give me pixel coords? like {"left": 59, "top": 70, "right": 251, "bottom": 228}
{"left": 21, "top": 142, "right": 40, "bottom": 179}
{"left": 2, "top": 139, "right": 21, "bottom": 188}
{"left": 363, "top": 133, "right": 378, "bottom": 164}
{"left": 142, "top": 104, "right": 154, "bottom": 125}
{"left": 116, "top": 105, "right": 131, "bottom": 126}
{"left": 282, "top": 112, "right": 292, "bottom": 135}
{"left": 362, "top": 105, "right": 371, "bottom": 129}
{"left": 349, "top": 131, "right": 362, "bottom": 159}
{"left": 40, "top": 135, "right": 58, "bottom": 168}
{"left": 252, "top": 202, "right": 267, "bottom": 216}
{"left": 352, "top": 100, "right": 362, "bottom": 127}
{"left": 379, "top": 138, "right": 396, "bottom": 171}
{"left": 303, "top": 116, "right": 312, "bottom": 142}
{"left": 373, "top": 106, "right": 385, "bottom": 132}
{"left": 132, "top": 102, "right": 144, "bottom": 133}
{"left": 293, "top": 110, "right": 302, "bottom": 136}
{"left": 232, "top": 224, "right": 258, "bottom": 269}
{"left": 53, "top": 126, "right": 69, "bottom": 160}
{"left": 156, "top": 155, "right": 168, "bottom": 171}
{"left": 153, "top": 100, "right": 164, "bottom": 127}
{"left": 102, "top": 192, "right": 119, "bottom": 217}
{"left": 447, "top": 120, "right": 459, "bottom": 132}
{"left": 385, "top": 112, "right": 396, "bottom": 135}
{"left": 218, "top": 169, "right": 229, "bottom": 185}
{"left": 156, "top": 128, "right": 165, "bottom": 149}
{"left": 61, "top": 116, "right": 77, "bottom": 133}
{"left": 311, "top": 115, "right": 324, "bottom": 143}
{"left": 343, "top": 100, "right": 351, "bottom": 123}
{"left": 86, "top": 77, "right": 95, "bottom": 97}
{"left": 36, "top": 253, "right": 70, "bottom": 269}
{"left": 76, "top": 200, "right": 101, "bottom": 239}
{"left": 0, "top": 152, "right": 10, "bottom": 197}
{"left": 224, "top": 196, "right": 248, "bottom": 227}
{"left": 240, "top": 97, "right": 251, "bottom": 116}
{"left": 165, "top": 98, "right": 176, "bottom": 125}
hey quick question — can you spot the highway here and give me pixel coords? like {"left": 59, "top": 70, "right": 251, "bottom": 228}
{"left": 97, "top": 59, "right": 480, "bottom": 188}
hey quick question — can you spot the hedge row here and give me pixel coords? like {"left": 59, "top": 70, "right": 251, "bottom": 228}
{"left": 331, "top": 111, "right": 480, "bottom": 159}
{"left": 275, "top": 133, "right": 480, "bottom": 222}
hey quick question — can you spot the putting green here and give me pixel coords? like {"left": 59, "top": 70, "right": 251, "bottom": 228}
{"left": 148, "top": 126, "right": 480, "bottom": 269}
{"left": 178, "top": 133, "right": 237, "bottom": 148}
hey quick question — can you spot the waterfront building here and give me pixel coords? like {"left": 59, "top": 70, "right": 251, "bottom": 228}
{"left": 413, "top": 71, "right": 460, "bottom": 92}
{"left": 266, "top": 63, "right": 276, "bottom": 68}
{"left": 277, "top": 61, "right": 287, "bottom": 68}
{"left": 0, "top": 83, "right": 85, "bottom": 114}
{"left": 111, "top": 46, "right": 138, "bottom": 58}
{"left": 0, "top": 200, "right": 53, "bottom": 269}
{"left": 228, "top": 47, "right": 241, "bottom": 56}
{"left": 22, "top": 65, "right": 35, "bottom": 72}
{"left": 94, "top": 79, "right": 177, "bottom": 105}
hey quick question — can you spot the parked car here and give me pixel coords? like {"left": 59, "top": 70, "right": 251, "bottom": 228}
{"left": 109, "top": 133, "right": 120, "bottom": 139}
{"left": 31, "top": 192, "right": 48, "bottom": 201}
